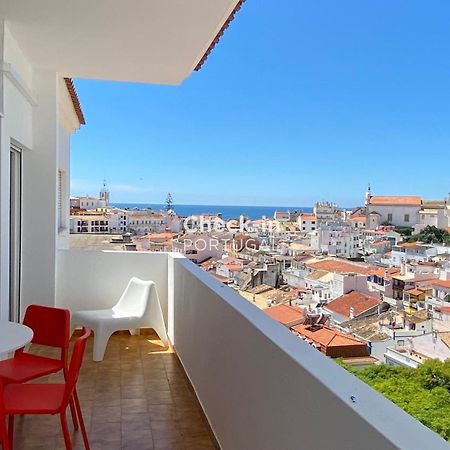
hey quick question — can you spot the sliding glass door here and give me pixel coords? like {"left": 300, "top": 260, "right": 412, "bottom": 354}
{"left": 9, "top": 145, "right": 22, "bottom": 322}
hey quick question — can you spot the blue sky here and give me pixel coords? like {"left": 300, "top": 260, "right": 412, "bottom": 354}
{"left": 71, "top": 0, "right": 450, "bottom": 207}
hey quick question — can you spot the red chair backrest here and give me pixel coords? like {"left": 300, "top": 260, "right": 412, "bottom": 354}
{"left": 23, "top": 305, "right": 70, "bottom": 349}
{"left": 62, "top": 327, "right": 91, "bottom": 408}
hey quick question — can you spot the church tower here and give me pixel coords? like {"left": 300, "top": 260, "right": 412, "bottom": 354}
{"left": 365, "top": 183, "right": 372, "bottom": 207}
{"left": 100, "top": 180, "right": 110, "bottom": 206}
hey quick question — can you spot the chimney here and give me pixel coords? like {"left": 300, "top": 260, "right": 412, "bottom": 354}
{"left": 349, "top": 306, "right": 355, "bottom": 319}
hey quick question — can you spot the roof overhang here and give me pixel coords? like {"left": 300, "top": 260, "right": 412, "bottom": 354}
{"left": 1, "top": 0, "right": 243, "bottom": 85}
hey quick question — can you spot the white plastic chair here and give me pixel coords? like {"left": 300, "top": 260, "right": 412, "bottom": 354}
{"left": 71, "top": 277, "right": 169, "bottom": 361}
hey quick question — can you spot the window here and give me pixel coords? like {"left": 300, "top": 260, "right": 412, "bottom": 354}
{"left": 404, "top": 214, "right": 409, "bottom": 222}
{"left": 387, "top": 213, "right": 392, "bottom": 222}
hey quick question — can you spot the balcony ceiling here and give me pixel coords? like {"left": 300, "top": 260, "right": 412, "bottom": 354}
{"left": 0, "top": 0, "right": 241, "bottom": 84}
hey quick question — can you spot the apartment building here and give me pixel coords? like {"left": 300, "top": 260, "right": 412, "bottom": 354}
{"left": 0, "top": 3, "right": 447, "bottom": 449}
{"left": 311, "top": 222, "right": 361, "bottom": 259}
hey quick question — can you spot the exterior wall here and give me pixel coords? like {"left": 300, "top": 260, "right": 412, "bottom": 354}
{"left": 331, "top": 273, "right": 369, "bottom": 299}
{"left": 171, "top": 257, "right": 446, "bottom": 450}
{"left": 54, "top": 250, "right": 448, "bottom": 449}
{"left": 367, "top": 204, "right": 421, "bottom": 227}
{"left": 56, "top": 250, "right": 169, "bottom": 323}
{"left": 0, "top": 23, "right": 80, "bottom": 319}
{"left": 316, "top": 223, "right": 360, "bottom": 259}
{"left": 127, "top": 211, "right": 166, "bottom": 235}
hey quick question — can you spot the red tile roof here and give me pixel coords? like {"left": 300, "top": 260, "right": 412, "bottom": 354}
{"left": 325, "top": 291, "right": 380, "bottom": 319}
{"left": 292, "top": 324, "right": 369, "bottom": 357}
{"left": 143, "top": 232, "right": 177, "bottom": 240}
{"left": 194, "top": 0, "right": 246, "bottom": 71}
{"left": 368, "top": 267, "right": 399, "bottom": 279}
{"left": 217, "top": 257, "right": 238, "bottom": 265}
{"left": 404, "top": 288, "right": 425, "bottom": 297}
{"left": 300, "top": 214, "right": 317, "bottom": 221}
{"left": 64, "top": 78, "right": 85, "bottom": 125}
{"left": 432, "top": 279, "right": 450, "bottom": 289}
{"left": 306, "top": 259, "right": 373, "bottom": 276}
{"left": 368, "top": 196, "right": 421, "bottom": 206}
{"left": 263, "top": 305, "right": 305, "bottom": 327}
{"left": 438, "top": 306, "right": 450, "bottom": 314}
{"left": 350, "top": 216, "right": 367, "bottom": 222}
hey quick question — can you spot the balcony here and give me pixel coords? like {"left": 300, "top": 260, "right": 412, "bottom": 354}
{"left": 51, "top": 250, "right": 448, "bottom": 449}
{"left": 12, "top": 332, "right": 215, "bottom": 450}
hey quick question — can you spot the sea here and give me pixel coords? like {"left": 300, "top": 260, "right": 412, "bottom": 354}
{"left": 112, "top": 203, "right": 314, "bottom": 220}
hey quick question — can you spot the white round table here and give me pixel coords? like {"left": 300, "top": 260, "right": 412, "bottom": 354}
{"left": 0, "top": 321, "right": 33, "bottom": 354}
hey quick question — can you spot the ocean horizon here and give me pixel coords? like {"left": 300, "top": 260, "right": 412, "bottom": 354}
{"left": 111, "top": 203, "right": 315, "bottom": 220}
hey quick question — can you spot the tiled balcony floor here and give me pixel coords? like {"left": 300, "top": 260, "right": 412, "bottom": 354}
{"left": 11, "top": 332, "right": 216, "bottom": 450}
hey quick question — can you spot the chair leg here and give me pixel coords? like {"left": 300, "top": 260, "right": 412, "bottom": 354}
{"left": 69, "top": 397, "right": 79, "bottom": 430}
{"left": 60, "top": 410, "right": 72, "bottom": 450}
{"left": 73, "top": 389, "right": 90, "bottom": 450}
{"left": 0, "top": 415, "right": 11, "bottom": 450}
{"left": 7, "top": 415, "right": 14, "bottom": 450}
{"left": 92, "top": 330, "right": 112, "bottom": 362}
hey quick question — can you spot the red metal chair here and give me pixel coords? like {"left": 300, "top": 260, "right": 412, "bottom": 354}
{"left": 0, "top": 379, "right": 9, "bottom": 450}
{"left": 3, "top": 327, "right": 91, "bottom": 450}
{"left": 0, "top": 305, "right": 79, "bottom": 430}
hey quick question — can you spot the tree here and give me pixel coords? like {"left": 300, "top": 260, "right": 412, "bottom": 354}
{"left": 338, "top": 359, "right": 450, "bottom": 441}
{"left": 165, "top": 192, "right": 174, "bottom": 211}
{"left": 408, "top": 226, "right": 450, "bottom": 245}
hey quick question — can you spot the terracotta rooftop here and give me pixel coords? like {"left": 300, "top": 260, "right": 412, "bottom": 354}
{"left": 300, "top": 214, "right": 317, "bottom": 221}
{"left": 217, "top": 257, "right": 238, "bottom": 266}
{"left": 350, "top": 216, "right": 367, "bottom": 222}
{"left": 325, "top": 291, "right": 381, "bottom": 319}
{"left": 432, "top": 279, "right": 450, "bottom": 289}
{"left": 306, "top": 259, "right": 373, "bottom": 276}
{"left": 263, "top": 304, "right": 305, "bottom": 327}
{"left": 368, "top": 196, "right": 421, "bottom": 206}
{"left": 64, "top": 78, "right": 85, "bottom": 125}
{"left": 405, "top": 288, "right": 425, "bottom": 297}
{"left": 369, "top": 267, "right": 399, "bottom": 279}
{"left": 292, "top": 324, "right": 369, "bottom": 358}
{"left": 143, "top": 232, "right": 177, "bottom": 240}
{"left": 194, "top": 0, "right": 246, "bottom": 71}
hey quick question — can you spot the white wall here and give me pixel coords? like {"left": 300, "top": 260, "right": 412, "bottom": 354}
{"left": 367, "top": 204, "right": 421, "bottom": 227}
{"left": 171, "top": 257, "right": 447, "bottom": 450}
{"left": 0, "top": 23, "right": 80, "bottom": 319}
{"left": 56, "top": 250, "right": 169, "bottom": 323}
{"left": 0, "top": 24, "right": 34, "bottom": 319}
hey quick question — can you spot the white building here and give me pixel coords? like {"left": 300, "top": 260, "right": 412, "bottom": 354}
{"left": 71, "top": 183, "right": 110, "bottom": 210}
{"left": 0, "top": 4, "right": 447, "bottom": 449}
{"left": 390, "top": 242, "right": 449, "bottom": 265}
{"left": 426, "top": 276, "right": 450, "bottom": 312}
{"left": 106, "top": 208, "right": 128, "bottom": 233}
{"left": 365, "top": 186, "right": 422, "bottom": 229}
{"left": 414, "top": 200, "right": 449, "bottom": 234}
{"left": 297, "top": 213, "right": 317, "bottom": 232}
{"left": 385, "top": 331, "right": 450, "bottom": 368}
{"left": 314, "top": 202, "right": 342, "bottom": 222}
{"left": 70, "top": 214, "right": 109, "bottom": 233}
{"left": 365, "top": 188, "right": 422, "bottom": 229}
{"left": 172, "top": 234, "right": 225, "bottom": 264}
{"left": 127, "top": 210, "right": 166, "bottom": 235}
{"left": 311, "top": 222, "right": 361, "bottom": 259}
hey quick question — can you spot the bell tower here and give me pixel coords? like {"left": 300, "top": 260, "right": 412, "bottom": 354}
{"left": 365, "top": 183, "right": 372, "bottom": 207}
{"left": 100, "top": 180, "right": 110, "bottom": 205}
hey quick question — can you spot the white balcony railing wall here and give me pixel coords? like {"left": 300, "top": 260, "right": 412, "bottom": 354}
{"left": 56, "top": 250, "right": 448, "bottom": 450}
